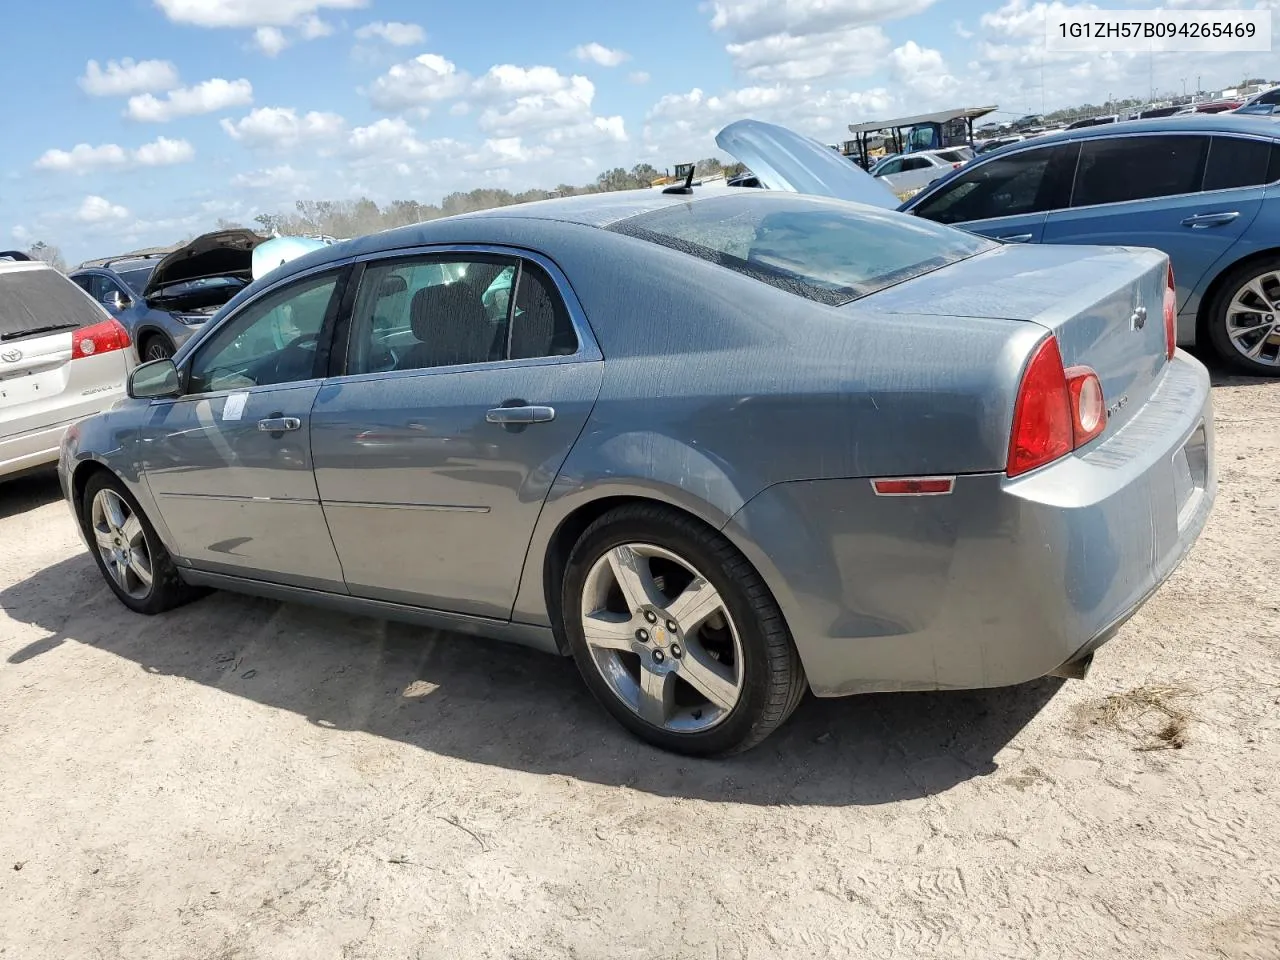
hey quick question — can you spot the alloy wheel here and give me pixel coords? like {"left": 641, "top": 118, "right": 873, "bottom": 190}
{"left": 579, "top": 543, "right": 745, "bottom": 733}
{"left": 1225, "top": 271, "right": 1280, "bottom": 367}
{"left": 90, "top": 488, "right": 153, "bottom": 600}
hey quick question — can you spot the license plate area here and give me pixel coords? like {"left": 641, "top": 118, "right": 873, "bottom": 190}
{"left": 1172, "top": 419, "right": 1208, "bottom": 528}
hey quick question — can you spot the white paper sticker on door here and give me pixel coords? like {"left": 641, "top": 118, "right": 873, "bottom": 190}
{"left": 222, "top": 392, "right": 248, "bottom": 421}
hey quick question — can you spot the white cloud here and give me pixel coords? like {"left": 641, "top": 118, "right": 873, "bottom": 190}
{"left": 153, "top": 0, "right": 366, "bottom": 28}
{"left": 573, "top": 43, "right": 630, "bottom": 67}
{"left": 12, "top": 225, "right": 30, "bottom": 242}
{"left": 629, "top": 71, "right": 651, "bottom": 84}
{"left": 367, "top": 54, "right": 469, "bottom": 110}
{"left": 126, "top": 78, "right": 253, "bottom": 121}
{"left": 708, "top": 0, "right": 939, "bottom": 42}
{"left": 478, "top": 72, "right": 597, "bottom": 136}
{"left": 134, "top": 136, "right": 196, "bottom": 166}
{"left": 35, "top": 137, "right": 196, "bottom": 173}
{"left": 888, "top": 41, "right": 960, "bottom": 100}
{"left": 231, "top": 164, "right": 308, "bottom": 189}
{"left": 35, "top": 143, "right": 129, "bottom": 173}
{"left": 354, "top": 20, "right": 424, "bottom": 45}
{"left": 75, "top": 196, "right": 129, "bottom": 223}
{"left": 348, "top": 117, "right": 428, "bottom": 156}
{"left": 298, "top": 14, "right": 333, "bottom": 38}
{"left": 253, "top": 26, "right": 290, "bottom": 56}
{"left": 482, "top": 137, "right": 553, "bottom": 164}
{"left": 221, "top": 106, "right": 346, "bottom": 148}
{"left": 954, "top": 20, "right": 975, "bottom": 39}
{"left": 79, "top": 58, "right": 179, "bottom": 96}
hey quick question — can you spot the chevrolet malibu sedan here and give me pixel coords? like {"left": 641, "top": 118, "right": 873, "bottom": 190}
{"left": 60, "top": 122, "right": 1216, "bottom": 756}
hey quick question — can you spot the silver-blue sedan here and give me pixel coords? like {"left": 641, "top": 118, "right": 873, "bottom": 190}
{"left": 58, "top": 122, "right": 1216, "bottom": 756}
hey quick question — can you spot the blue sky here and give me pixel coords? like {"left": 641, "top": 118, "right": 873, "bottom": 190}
{"left": 4, "top": 0, "right": 1279, "bottom": 264}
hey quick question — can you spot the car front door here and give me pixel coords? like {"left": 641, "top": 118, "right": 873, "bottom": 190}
{"left": 310, "top": 250, "right": 604, "bottom": 621}
{"left": 905, "top": 142, "right": 1079, "bottom": 244}
{"left": 1042, "top": 133, "right": 1266, "bottom": 312}
{"left": 139, "top": 266, "right": 350, "bottom": 590}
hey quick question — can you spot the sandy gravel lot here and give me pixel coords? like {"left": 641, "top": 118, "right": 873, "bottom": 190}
{"left": 1, "top": 357, "right": 1277, "bottom": 960}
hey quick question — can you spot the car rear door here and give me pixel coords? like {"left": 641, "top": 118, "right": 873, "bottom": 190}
{"left": 1042, "top": 133, "right": 1266, "bottom": 312}
{"left": 905, "top": 142, "right": 1079, "bottom": 244}
{"left": 1, "top": 265, "right": 132, "bottom": 447}
{"left": 309, "top": 249, "right": 603, "bottom": 621}
{"left": 138, "top": 266, "right": 350, "bottom": 590}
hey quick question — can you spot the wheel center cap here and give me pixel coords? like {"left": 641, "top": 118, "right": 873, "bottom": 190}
{"left": 651, "top": 623, "right": 669, "bottom": 648}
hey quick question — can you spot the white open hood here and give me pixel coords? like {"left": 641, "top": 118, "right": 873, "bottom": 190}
{"left": 715, "top": 119, "right": 898, "bottom": 210}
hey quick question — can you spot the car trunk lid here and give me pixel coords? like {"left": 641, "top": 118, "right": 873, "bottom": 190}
{"left": 715, "top": 119, "right": 898, "bottom": 209}
{"left": 865, "top": 243, "right": 1174, "bottom": 435}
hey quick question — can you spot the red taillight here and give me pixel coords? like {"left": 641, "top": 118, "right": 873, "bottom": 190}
{"left": 952, "top": 162, "right": 963, "bottom": 169}
{"left": 1007, "top": 337, "right": 1108, "bottom": 477}
{"left": 1163, "top": 263, "right": 1177, "bottom": 361}
{"left": 71, "top": 318, "right": 131, "bottom": 360}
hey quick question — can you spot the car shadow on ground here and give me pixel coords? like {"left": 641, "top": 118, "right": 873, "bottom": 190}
{"left": 0, "top": 467, "right": 63, "bottom": 521}
{"left": 4, "top": 537, "right": 1062, "bottom": 807}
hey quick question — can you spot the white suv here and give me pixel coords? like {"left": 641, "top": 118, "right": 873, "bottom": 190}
{"left": 1, "top": 252, "right": 136, "bottom": 481}
{"left": 870, "top": 148, "right": 975, "bottom": 196}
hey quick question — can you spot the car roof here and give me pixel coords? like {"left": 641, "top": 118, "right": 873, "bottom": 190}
{"left": 1004, "top": 113, "right": 1280, "bottom": 149}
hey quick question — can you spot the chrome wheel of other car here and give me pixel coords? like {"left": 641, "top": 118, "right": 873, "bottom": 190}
{"left": 580, "top": 543, "right": 746, "bottom": 733}
{"left": 1224, "top": 270, "right": 1280, "bottom": 367}
{"left": 90, "top": 488, "right": 153, "bottom": 600}
{"left": 143, "top": 336, "right": 175, "bottom": 362}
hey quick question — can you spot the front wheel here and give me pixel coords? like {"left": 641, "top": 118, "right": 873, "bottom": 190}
{"left": 141, "top": 334, "right": 175, "bottom": 362}
{"left": 561, "top": 503, "right": 807, "bottom": 756}
{"left": 1206, "top": 258, "right": 1280, "bottom": 375}
{"left": 80, "top": 471, "right": 201, "bottom": 614}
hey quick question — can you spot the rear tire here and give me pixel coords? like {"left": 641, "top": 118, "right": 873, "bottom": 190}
{"left": 140, "top": 334, "right": 175, "bottom": 362}
{"left": 1205, "top": 256, "right": 1280, "bottom": 376}
{"left": 560, "top": 503, "right": 806, "bottom": 757}
{"left": 80, "top": 471, "right": 201, "bottom": 615}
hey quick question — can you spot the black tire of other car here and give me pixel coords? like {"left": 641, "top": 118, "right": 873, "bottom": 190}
{"left": 141, "top": 334, "right": 175, "bottom": 362}
{"left": 561, "top": 503, "right": 807, "bottom": 756}
{"left": 1206, "top": 256, "right": 1280, "bottom": 376}
{"left": 80, "top": 470, "right": 203, "bottom": 615}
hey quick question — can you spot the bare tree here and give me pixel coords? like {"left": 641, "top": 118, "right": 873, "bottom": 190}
{"left": 26, "top": 241, "right": 67, "bottom": 273}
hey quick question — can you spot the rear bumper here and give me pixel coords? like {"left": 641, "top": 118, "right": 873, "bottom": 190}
{"left": 0, "top": 421, "right": 77, "bottom": 479}
{"left": 723, "top": 351, "right": 1216, "bottom": 696}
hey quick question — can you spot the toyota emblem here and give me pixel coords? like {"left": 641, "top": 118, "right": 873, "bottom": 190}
{"left": 1, "top": 348, "right": 22, "bottom": 363}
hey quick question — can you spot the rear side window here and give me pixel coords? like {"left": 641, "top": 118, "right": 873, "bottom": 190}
{"left": 1203, "top": 136, "right": 1274, "bottom": 191}
{"left": 912, "top": 144, "right": 1076, "bottom": 224}
{"left": 900, "top": 156, "right": 933, "bottom": 171}
{"left": 1071, "top": 135, "right": 1209, "bottom": 206}
{"left": 0, "top": 267, "right": 104, "bottom": 341}
{"left": 936, "top": 149, "right": 970, "bottom": 163}
{"left": 508, "top": 263, "right": 578, "bottom": 360}
{"left": 609, "top": 194, "right": 996, "bottom": 307}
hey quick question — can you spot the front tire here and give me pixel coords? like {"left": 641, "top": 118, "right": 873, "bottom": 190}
{"left": 141, "top": 334, "right": 175, "bottom": 362}
{"left": 561, "top": 503, "right": 806, "bottom": 756}
{"left": 80, "top": 471, "right": 199, "bottom": 615}
{"left": 1206, "top": 257, "right": 1280, "bottom": 375}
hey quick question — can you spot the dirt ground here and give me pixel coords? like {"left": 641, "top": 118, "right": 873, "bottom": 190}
{"left": 1, "top": 356, "right": 1277, "bottom": 960}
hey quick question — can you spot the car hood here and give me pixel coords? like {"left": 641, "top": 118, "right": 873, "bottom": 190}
{"left": 715, "top": 119, "right": 897, "bottom": 210}
{"left": 143, "top": 229, "right": 265, "bottom": 299}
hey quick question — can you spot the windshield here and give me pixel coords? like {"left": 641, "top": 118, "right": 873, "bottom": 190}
{"left": 150, "top": 275, "right": 248, "bottom": 299}
{"left": 117, "top": 265, "right": 156, "bottom": 295}
{"left": 609, "top": 193, "right": 995, "bottom": 307}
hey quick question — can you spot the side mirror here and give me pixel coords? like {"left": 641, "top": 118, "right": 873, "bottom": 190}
{"left": 128, "top": 359, "right": 180, "bottom": 399}
{"left": 103, "top": 290, "right": 130, "bottom": 312}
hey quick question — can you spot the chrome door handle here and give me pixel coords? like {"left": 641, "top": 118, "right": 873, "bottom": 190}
{"left": 997, "top": 233, "right": 1034, "bottom": 243}
{"left": 1181, "top": 212, "right": 1239, "bottom": 228}
{"left": 257, "top": 416, "right": 302, "bottom": 432}
{"left": 485, "top": 405, "right": 556, "bottom": 424}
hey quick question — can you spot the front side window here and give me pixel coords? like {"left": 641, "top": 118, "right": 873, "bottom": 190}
{"left": 1071, "top": 135, "right": 1209, "bottom": 207}
{"left": 186, "top": 271, "right": 339, "bottom": 394}
{"left": 900, "top": 156, "right": 933, "bottom": 172}
{"left": 874, "top": 158, "right": 903, "bottom": 176}
{"left": 1238, "top": 89, "right": 1280, "bottom": 114}
{"left": 610, "top": 193, "right": 996, "bottom": 307}
{"left": 911, "top": 144, "right": 1075, "bottom": 225}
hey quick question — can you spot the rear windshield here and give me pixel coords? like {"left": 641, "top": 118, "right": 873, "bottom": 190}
{"left": 0, "top": 267, "right": 105, "bottom": 340}
{"left": 608, "top": 194, "right": 995, "bottom": 306}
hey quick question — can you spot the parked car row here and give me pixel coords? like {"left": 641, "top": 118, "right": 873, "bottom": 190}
{"left": 54, "top": 119, "right": 1217, "bottom": 758}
